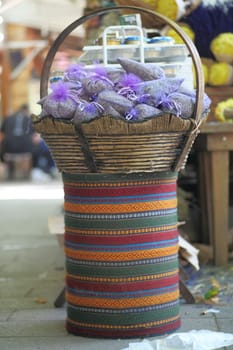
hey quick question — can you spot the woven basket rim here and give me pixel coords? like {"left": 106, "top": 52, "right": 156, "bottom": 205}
{"left": 32, "top": 113, "right": 197, "bottom": 135}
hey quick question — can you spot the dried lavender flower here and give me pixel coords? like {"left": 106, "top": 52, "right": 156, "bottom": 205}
{"left": 81, "top": 76, "right": 114, "bottom": 96}
{"left": 73, "top": 101, "right": 104, "bottom": 124}
{"left": 178, "top": 87, "right": 212, "bottom": 115}
{"left": 97, "top": 90, "right": 133, "bottom": 114}
{"left": 134, "top": 78, "right": 184, "bottom": 96}
{"left": 125, "top": 104, "right": 163, "bottom": 121}
{"left": 38, "top": 81, "right": 79, "bottom": 119}
{"left": 106, "top": 68, "right": 125, "bottom": 84}
{"left": 168, "top": 92, "right": 195, "bottom": 118}
{"left": 64, "top": 63, "right": 87, "bottom": 81}
{"left": 102, "top": 104, "right": 123, "bottom": 118}
{"left": 117, "top": 58, "right": 165, "bottom": 81}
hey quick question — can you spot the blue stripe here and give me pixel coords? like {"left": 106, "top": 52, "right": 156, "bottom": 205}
{"left": 65, "top": 191, "right": 177, "bottom": 204}
{"left": 68, "top": 299, "right": 179, "bottom": 313}
{"left": 65, "top": 208, "right": 177, "bottom": 220}
{"left": 67, "top": 254, "right": 178, "bottom": 266}
{"left": 65, "top": 238, "right": 178, "bottom": 251}
{"left": 68, "top": 283, "right": 179, "bottom": 298}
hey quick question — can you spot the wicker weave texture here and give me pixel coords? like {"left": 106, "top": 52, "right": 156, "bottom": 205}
{"left": 33, "top": 114, "right": 197, "bottom": 173}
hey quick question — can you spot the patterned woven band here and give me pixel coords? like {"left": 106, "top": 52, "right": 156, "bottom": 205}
{"left": 63, "top": 172, "right": 180, "bottom": 338}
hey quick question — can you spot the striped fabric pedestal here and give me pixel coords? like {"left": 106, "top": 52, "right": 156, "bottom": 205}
{"left": 63, "top": 172, "right": 181, "bottom": 338}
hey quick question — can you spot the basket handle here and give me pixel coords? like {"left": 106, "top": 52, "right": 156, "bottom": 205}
{"left": 40, "top": 5, "right": 204, "bottom": 124}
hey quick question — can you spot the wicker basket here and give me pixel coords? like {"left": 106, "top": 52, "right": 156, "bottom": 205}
{"left": 33, "top": 6, "right": 206, "bottom": 174}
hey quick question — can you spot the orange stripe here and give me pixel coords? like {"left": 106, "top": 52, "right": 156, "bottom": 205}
{"left": 64, "top": 179, "right": 174, "bottom": 188}
{"left": 64, "top": 199, "right": 177, "bottom": 214}
{"left": 67, "top": 315, "right": 180, "bottom": 329}
{"left": 66, "top": 269, "right": 179, "bottom": 283}
{"left": 64, "top": 245, "right": 178, "bottom": 262}
{"left": 66, "top": 290, "right": 179, "bottom": 309}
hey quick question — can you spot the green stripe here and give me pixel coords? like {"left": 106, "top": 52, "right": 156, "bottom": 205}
{"left": 67, "top": 304, "right": 179, "bottom": 326}
{"left": 63, "top": 171, "right": 177, "bottom": 183}
{"left": 66, "top": 259, "right": 178, "bottom": 277}
{"left": 65, "top": 214, "right": 177, "bottom": 231}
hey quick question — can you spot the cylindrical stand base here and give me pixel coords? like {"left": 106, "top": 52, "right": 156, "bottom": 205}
{"left": 63, "top": 172, "right": 180, "bottom": 338}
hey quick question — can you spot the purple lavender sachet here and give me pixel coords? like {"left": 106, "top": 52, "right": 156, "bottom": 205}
{"left": 38, "top": 58, "right": 211, "bottom": 122}
{"left": 38, "top": 81, "right": 79, "bottom": 119}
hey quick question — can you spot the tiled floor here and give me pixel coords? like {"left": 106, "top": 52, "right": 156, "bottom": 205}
{"left": 0, "top": 179, "right": 232, "bottom": 350}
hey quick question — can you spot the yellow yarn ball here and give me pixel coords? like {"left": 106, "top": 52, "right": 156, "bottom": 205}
{"left": 192, "top": 62, "right": 208, "bottom": 88}
{"left": 166, "top": 24, "right": 195, "bottom": 44}
{"left": 155, "top": 0, "right": 178, "bottom": 20}
{"left": 202, "top": 63, "right": 209, "bottom": 85}
{"left": 208, "top": 62, "right": 233, "bottom": 86}
{"left": 141, "top": 0, "right": 179, "bottom": 20}
{"left": 215, "top": 98, "right": 233, "bottom": 122}
{"left": 210, "top": 33, "right": 233, "bottom": 64}
{"left": 192, "top": 63, "right": 209, "bottom": 89}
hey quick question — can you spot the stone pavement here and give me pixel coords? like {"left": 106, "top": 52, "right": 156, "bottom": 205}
{"left": 0, "top": 305, "right": 232, "bottom": 350}
{"left": 0, "top": 179, "right": 233, "bottom": 350}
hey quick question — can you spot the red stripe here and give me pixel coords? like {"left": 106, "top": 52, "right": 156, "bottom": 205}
{"left": 64, "top": 183, "right": 176, "bottom": 197}
{"left": 66, "top": 275, "right": 179, "bottom": 292}
{"left": 64, "top": 229, "right": 178, "bottom": 245}
{"left": 66, "top": 318, "right": 181, "bottom": 338}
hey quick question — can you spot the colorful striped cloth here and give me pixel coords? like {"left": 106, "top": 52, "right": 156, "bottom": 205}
{"left": 63, "top": 172, "right": 180, "bottom": 338}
